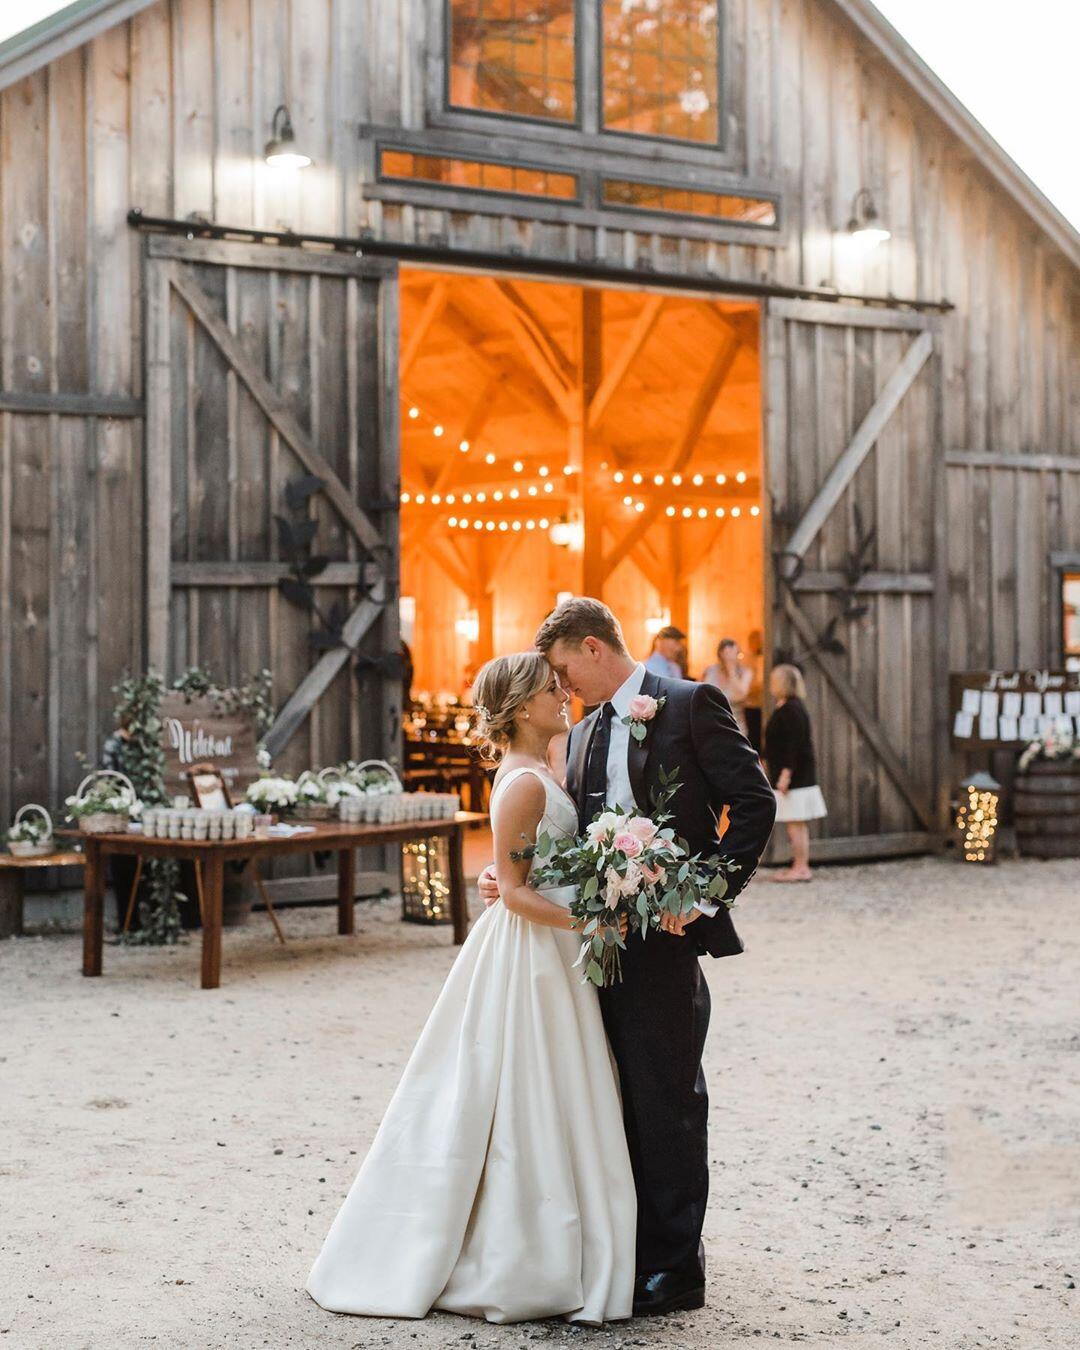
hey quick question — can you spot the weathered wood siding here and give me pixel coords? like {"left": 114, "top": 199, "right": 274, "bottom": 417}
{"left": 0, "top": 0, "right": 1076, "bottom": 829}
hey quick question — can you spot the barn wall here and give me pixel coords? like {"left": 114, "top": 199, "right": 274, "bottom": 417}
{"left": 0, "top": 0, "right": 1076, "bottom": 826}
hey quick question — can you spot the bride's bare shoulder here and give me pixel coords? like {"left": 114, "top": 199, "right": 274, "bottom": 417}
{"left": 490, "top": 766, "right": 546, "bottom": 828}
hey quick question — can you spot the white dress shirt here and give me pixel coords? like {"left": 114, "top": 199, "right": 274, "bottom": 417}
{"left": 600, "top": 663, "right": 718, "bottom": 918}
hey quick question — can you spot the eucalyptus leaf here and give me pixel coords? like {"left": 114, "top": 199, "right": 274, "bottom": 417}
{"left": 586, "top": 960, "right": 604, "bottom": 987}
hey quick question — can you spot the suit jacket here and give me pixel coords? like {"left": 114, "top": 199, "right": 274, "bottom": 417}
{"left": 566, "top": 669, "right": 777, "bottom": 959}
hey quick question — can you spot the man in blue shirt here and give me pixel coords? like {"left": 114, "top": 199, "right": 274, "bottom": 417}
{"left": 644, "top": 625, "right": 686, "bottom": 679}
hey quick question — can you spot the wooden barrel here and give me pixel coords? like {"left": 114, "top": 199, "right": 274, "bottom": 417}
{"left": 1015, "top": 761, "right": 1080, "bottom": 858}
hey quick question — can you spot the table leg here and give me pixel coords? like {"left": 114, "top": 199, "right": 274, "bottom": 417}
{"left": 448, "top": 825, "right": 469, "bottom": 946}
{"left": 201, "top": 852, "right": 224, "bottom": 990}
{"left": 0, "top": 870, "right": 25, "bottom": 940}
{"left": 337, "top": 848, "right": 355, "bottom": 935}
{"left": 82, "top": 838, "right": 104, "bottom": 977}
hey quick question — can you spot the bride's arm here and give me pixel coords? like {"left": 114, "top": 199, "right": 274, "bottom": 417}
{"left": 492, "top": 773, "right": 576, "bottom": 932}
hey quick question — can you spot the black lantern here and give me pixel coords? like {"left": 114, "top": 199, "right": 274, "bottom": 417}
{"left": 954, "top": 771, "right": 1002, "bottom": 863}
{"left": 401, "top": 837, "right": 453, "bottom": 924}
{"left": 264, "top": 105, "right": 312, "bottom": 169}
{"left": 847, "top": 188, "right": 890, "bottom": 244}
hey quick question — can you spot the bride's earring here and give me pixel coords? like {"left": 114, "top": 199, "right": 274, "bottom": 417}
{"left": 522, "top": 710, "right": 530, "bottom": 720}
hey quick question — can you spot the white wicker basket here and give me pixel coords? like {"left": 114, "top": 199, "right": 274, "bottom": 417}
{"left": 8, "top": 803, "right": 55, "bottom": 857}
{"left": 71, "top": 770, "right": 136, "bottom": 834}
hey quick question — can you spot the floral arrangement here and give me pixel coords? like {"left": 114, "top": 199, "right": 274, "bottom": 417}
{"left": 521, "top": 772, "right": 737, "bottom": 987}
{"left": 1018, "top": 724, "right": 1080, "bottom": 772}
{"left": 8, "top": 816, "right": 50, "bottom": 845}
{"left": 292, "top": 771, "right": 363, "bottom": 817}
{"left": 337, "top": 761, "right": 401, "bottom": 795}
{"left": 66, "top": 781, "right": 141, "bottom": 822}
{"left": 246, "top": 776, "right": 299, "bottom": 813}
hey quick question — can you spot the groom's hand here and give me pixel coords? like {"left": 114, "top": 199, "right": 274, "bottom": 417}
{"left": 478, "top": 863, "right": 500, "bottom": 907}
{"left": 659, "top": 908, "right": 702, "bottom": 936}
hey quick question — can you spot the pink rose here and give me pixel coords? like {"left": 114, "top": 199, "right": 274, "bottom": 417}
{"left": 627, "top": 694, "right": 659, "bottom": 722}
{"left": 640, "top": 861, "right": 666, "bottom": 886}
{"left": 626, "top": 814, "right": 658, "bottom": 843}
{"left": 613, "top": 831, "right": 643, "bottom": 858}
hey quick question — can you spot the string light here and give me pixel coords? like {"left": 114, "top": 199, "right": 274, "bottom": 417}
{"left": 715, "top": 507, "right": 726, "bottom": 518}
{"left": 666, "top": 505, "right": 676, "bottom": 517}
{"left": 445, "top": 493, "right": 455, "bottom": 504}
{"left": 401, "top": 491, "right": 411, "bottom": 503}
{"left": 623, "top": 495, "right": 634, "bottom": 507}
{"left": 509, "top": 488, "right": 520, "bottom": 499}
{"left": 613, "top": 471, "right": 625, "bottom": 484}
{"left": 750, "top": 505, "right": 760, "bottom": 516}
{"left": 448, "top": 516, "right": 458, "bottom": 527}
{"left": 459, "top": 439, "right": 469, "bottom": 451}
{"left": 543, "top": 482, "right": 554, "bottom": 493}
{"left": 697, "top": 507, "right": 708, "bottom": 519}
{"left": 513, "top": 460, "right": 524, "bottom": 473}
{"left": 527, "top": 485, "right": 538, "bottom": 496}
{"left": 682, "top": 506, "right": 693, "bottom": 519}
{"left": 485, "top": 452, "right": 496, "bottom": 464}
{"left": 671, "top": 474, "right": 682, "bottom": 486}
{"left": 433, "top": 425, "right": 444, "bottom": 437}
{"left": 415, "top": 492, "right": 425, "bottom": 504}
{"left": 736, "top": 470, "right": 747, "bottom": 484}
{"left": 498, "top": 520, "right": 509, "bottom": 531}
{"left": 634, "top": 501, "right": 645, "bottom": 513}
{"left": 538, "top": 465, "right": 550, "bottom": 477}
{"left": 562, "top": 464, "right": 574, "bottom": 475}
{"left": 408, "top": 406, "right": 419, "bottom": 419}
{"left": 715, "top": 473, "right": 726, "bottom": 485}
{"left": 692, "top": 473, "right": 704, "bottom": 486}
{"left": 525, "top": 520, "right": 536, "bottom": 530}
{"left": 632, "top": 473, "right": 643, "bottom": 485}
{"left": 462, "top": 492, "right": 473, "bottom": 504}
{"left": 653, "top": 474, "right": 665, "bottom": 485}
{"left": 493, "top": 490, "right": 503, "bottom": 501}
{"left": 731, "top": 506, "right": 741, "bottom": 517}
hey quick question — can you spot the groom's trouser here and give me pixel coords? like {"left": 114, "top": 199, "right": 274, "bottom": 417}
{"left": 599, "top": 931, "right": 711, "bottom": 1278}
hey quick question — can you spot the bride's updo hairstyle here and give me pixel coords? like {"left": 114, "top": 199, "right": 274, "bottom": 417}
{"left": 471, "top": 651, "right": 550, "bottom": 761}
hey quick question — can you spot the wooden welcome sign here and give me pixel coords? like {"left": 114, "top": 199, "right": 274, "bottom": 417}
{"left": 949, "top": 670, "right": 1080, "bottom": 749}
{"left": 159, "top": 694, "right": 261, "bottom": 799}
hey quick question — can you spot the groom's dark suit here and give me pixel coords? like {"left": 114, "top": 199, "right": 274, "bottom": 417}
{"left": 566, "top": 668, "right": 775, "bottom": 1281}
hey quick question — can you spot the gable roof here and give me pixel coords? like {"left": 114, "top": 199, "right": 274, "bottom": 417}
{"left": 1, "top": 0, "right": 1077, "bottom": 269}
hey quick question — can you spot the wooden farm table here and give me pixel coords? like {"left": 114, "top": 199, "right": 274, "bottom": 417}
{"left": 69, "top": 813, "right": 487, "bottom": 991}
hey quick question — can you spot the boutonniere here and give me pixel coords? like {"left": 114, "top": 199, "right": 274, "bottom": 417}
{"left": 622, "top": 694, "right": 666, "bottom": 743}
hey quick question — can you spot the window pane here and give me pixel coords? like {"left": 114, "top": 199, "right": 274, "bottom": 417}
{"left": 1064, "top": 574, "right": 1080, "bottom": 669}
{"left": 449, "top": 1, "right": 577, "bottom": 123}
{"left": 602, "top": 177, "right": 777, "bottom": 226}
{"left": 380, "top": 149, "right": 579, "bottom": 200}
{"left": 603, "top": 1, "right": 720, "bottom": 143}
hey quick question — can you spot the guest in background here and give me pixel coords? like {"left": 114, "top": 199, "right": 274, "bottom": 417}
{"left": 763, "top": 664, "right": 827, "bottom": 882}
{"left": 644, "top": 624, "right": 686, "bottom": 679}
{"left": 702, "top": 638, "right": 753, "bottom": 737}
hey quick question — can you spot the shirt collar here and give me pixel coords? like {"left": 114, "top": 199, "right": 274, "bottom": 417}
{"left": 610, "top": 662, "right": 646, "bottom": 717}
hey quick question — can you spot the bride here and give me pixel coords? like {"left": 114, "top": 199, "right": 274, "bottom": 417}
{"left": 306, "top": 651, "right": 636, "bottom": 1325}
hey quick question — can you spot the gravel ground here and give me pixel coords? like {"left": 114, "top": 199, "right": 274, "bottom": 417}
{"left": 1, "top": 856, "right": 1078, "bottom": 1349}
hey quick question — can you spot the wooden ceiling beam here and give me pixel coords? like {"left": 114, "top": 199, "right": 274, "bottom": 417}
{"left": 599, "top": 331, "right": 742, "bottom": 581}
{"left": 437, "top": 301, "right": 566, "bottom": 423}
{"left": 480, "top": 278, "right": 575, "bottom": 417}
{"left": 587, "top": 294, "right": 665, "bottom": 431}
{"left": 400, "top": 280, "right": 449, "bottom": 383}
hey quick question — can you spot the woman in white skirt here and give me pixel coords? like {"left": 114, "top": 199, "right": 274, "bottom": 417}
{"left": 763, "top": 664, "right": 827, "bottom": 882}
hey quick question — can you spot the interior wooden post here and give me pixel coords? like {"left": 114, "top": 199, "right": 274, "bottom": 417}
{"left": 668, "top": 521, "right": 690, "bottom": 634}
{"left": 576, "top": 289, "right": 604, "bottom": 598}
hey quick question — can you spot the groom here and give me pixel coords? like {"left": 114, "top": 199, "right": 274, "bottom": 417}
{"left": 480, "top": 597, "right": 776, "bottom": 1316}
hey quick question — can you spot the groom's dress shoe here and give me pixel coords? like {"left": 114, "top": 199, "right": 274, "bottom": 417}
{"left": 632, "top": 1269, "right": 706, "bottom": 1317}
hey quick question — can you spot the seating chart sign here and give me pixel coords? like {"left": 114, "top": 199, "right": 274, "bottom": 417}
{"left": 949, "top": 670, "right": 1080, "bottom": 748}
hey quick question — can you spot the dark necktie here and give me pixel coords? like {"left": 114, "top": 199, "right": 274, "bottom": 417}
{"left": 580, "top": 702, "right": 616, "bottom": 832}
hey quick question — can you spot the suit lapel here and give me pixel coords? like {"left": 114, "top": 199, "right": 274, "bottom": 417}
{"left": 627, "top": 670, "right": 662, "bottom": 812}
{"left": 568, "top": 707, "right": 600, "bottom": 833}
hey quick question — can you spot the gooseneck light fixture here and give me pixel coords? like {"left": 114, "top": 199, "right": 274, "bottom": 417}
{"left": 264, "top": 105, "right": 312, "bottom": 169}
{"left": 847, "top": 187, "right": 890, "bottom": 244}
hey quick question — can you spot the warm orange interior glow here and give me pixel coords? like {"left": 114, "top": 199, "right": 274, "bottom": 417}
{"left": 398, "top": 267, "right": 765, "bottom": 714}
{"left": 381, "top": 149, "right": 578, "bottom": 200}
{"left": 602, "top": 0, "right": 720, "bottom": 142}
{"left": 448, "top": 0, "right": 577, "bottom": 122}
{"left": 603, "top": 178, "right": 776, "bottom": 225}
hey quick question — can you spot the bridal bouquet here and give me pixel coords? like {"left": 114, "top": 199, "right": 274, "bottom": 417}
{"left": 525, "top": 772, "right": 737, "bottom": 987}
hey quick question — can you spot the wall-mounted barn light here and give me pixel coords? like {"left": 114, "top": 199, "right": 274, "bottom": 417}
{"left": 264, "top": 105, "right": 312, "bottom": 168}
{"left": 847, "top": 188, "right": 890, "bottom": 244}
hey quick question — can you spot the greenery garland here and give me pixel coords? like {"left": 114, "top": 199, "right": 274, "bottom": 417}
{"left": 107, "top": 666, "right": 275, "bottom": 945}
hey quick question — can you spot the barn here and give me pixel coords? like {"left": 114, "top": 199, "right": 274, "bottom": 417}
{"left": 0, "top": 0, "right": 1077, "bottom": 884}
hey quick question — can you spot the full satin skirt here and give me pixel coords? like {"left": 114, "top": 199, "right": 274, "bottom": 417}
{"left": 305, "top": 900, "right": 636, "bottom": 1324}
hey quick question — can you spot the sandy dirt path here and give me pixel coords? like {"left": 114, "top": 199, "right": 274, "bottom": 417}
{"left": 2, "top": 856, "right": 1077, "bottom": 1349}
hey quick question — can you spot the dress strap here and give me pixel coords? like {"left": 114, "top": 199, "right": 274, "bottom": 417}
{"left": 489, "top": 765, "right": 549, "bottom": 813}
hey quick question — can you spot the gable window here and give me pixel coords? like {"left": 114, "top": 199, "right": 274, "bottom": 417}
{"left": 448, "top": 1, "right": 578, "bottom": 124}
{"left": 445, "top": 1, "right": 722, "bottom": 147}
{"left": 602, "top": 1, "right": 720, "bottom": 143}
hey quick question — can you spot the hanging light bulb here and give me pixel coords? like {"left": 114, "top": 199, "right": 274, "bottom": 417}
{"left": 736, "top": 470, "right": 747, "bottom": 484}
{"left": 485, "top": 452, "right": 496, "bottom": 464}
{"left": 613, "top": 471, "right": 625, "bottom": 484}
{"left": 400, "top": 491, "right": 411, "bottom": 503}
{"left": 408, "top": 406, "right": 419, "bottom": 420}
{"left": 476, "top": 491, "right": 486, "bottom": 502}
{"left": 513, "top": 460, "right": 524, "bottom": 473}
{"left": 538, "top": 465, "right": 550, "bottom": 478}
{"left": 415, "top": 492, "right": 426, "bottom": 504}
{"left": 715, "top": 473, "right": 726, "bottom": 485}
{"left": 731, "top": 506, "right": 741, "bottom": 518}
{"left": 623, "top": 495, "right": 634, "bottom": 507}
{"left": 493, "top": 490, "right": 503, "bottom": 501}
{"left": 692, "top": 473, "right": 704, "bottom": 486}
{"left": 459, "top": 439, "right": 470, "bottom": 451}
{"left": 433, "top": 425, "right": 444, "bottom": 437}
{"left": 750, "top": 505, "right": 761, "bottom": 517}
{"left": 715, "top": 507, "right": 726, "bottom": 518}
{"left": 448, "top": 516, "right": 458, "bottom": 527}
{"left": 665, "top": 505, "right": 676, "bottom": 518}
{"left": 509, "top": 488, "right": 519, "bottom": 499}
{"left": 671, "top": 474, "right": 682, "bottom": 486}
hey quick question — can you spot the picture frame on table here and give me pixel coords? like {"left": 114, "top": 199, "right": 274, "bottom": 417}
{"left": 185, "top": 763, "right": 231, "bottom": 811}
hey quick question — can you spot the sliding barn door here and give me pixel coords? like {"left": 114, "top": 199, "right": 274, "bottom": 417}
{"left": 764, "top": 299, "right": 944, "bottom": 859}
{"left": 144, "top": 236, "right": 401, "bottom": 786}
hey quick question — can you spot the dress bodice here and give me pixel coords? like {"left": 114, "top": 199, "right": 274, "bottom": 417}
{"left": 489, "top": 766, "right": 579, "bottom": 908}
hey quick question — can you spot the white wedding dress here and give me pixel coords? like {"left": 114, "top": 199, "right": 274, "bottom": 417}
{"left": 306, "top": 767, "right": 636, "bottom": 1325}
